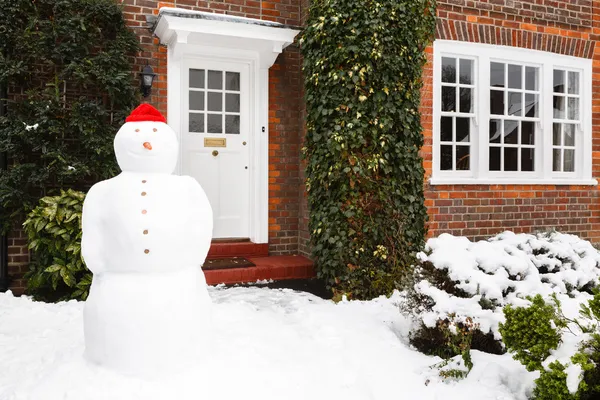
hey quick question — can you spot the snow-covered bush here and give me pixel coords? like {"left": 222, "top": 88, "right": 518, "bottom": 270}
{"left": 404, "top": 231, "right": 600, "bottom": 361}
{"left": 500, "top": 293, "right": 600, "bottom": 399}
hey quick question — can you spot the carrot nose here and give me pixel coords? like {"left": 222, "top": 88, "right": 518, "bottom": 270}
{"left": 143, "top": 142, "right": 152, "bottom": 150}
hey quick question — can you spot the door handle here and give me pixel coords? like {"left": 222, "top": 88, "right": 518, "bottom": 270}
{"left": 212, "top": 150, "right": 219, "bottom": 157}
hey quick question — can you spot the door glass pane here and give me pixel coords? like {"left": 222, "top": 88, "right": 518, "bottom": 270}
{"left": 525, "top": 67, "right": 538, "bottom": 91}
{"left": 490, "top": 62, "right": 505, "bottom": 88}
{"left": 441, "top": 86, "right": 456, "bottom": 112}
{"left": 440, "top": 117, "right": 453, "bottom": 142}
{"left": 440, "top": 145, "right": 452, "bottom": 170}
{"left": 459, "top": 88, "right": 472, "bottom": 113}
{"left": 504, "top": 148, "right": 518, "bottom": 171}
{"left": 567, "top": 97, "right": 579, "bottom": 120}
{"left": 521, "top": 121, "right": 534, "bottom": 145}
{"left": 553, "top": 69, "right": 565, "bottom": 93}
{"left": 208, "top": 70, "right": 223, "bottom": 90}
{"left": 568, "top": 71, "right": 579, "bottom": 94}
{"left": 207, "top": 114, "right": 222, "bottom": 133}
{"left": 456, "top": 117, "right": 470, "bottom": 142}
{"left": 442, "top": 57, "right": 456, "bottom": 83}
{"left": 504, "top": 120, "right": 518, "bottom": 144}
{"left": 225, "top": 115, "right": 240, "bottom": 134}
{"left": 189, "top": 69, "right": 205, "bottom": 89}
{"left": 508, "top": 64, "right": 522, "bottom": 89}
{"left": 564, "top": 124, "right": 575, "bottom": 146}
{"left": 521, "top": 148, "right": 534, "bottom": 172}
{"left": 226, "top": 93, "right": 240, "bottom": 113}
{"left": 489, "top": 147, "right": 501, "bottom": 171}
{"left": 564, "top": 149, "right": 575, "bottom": 172}
{"left": 459, "top": 59, "right": 472, "bottom": 84}
{"left": 226, "top": 72, "right": 240, "bottom": 91}
{"left": 456, "top": 146, "right": 470, "bottom": 170}
{"left": 189, "top": 113, "right": 204, "bottom": 133}
{"left": 508, "top": 92, "right": 522, "bottom": 116}
{"left": 189, "top": 91, "right": 205, "bottom": 111}
{"left": 207, "top": 92, "right": 223, "bottom": 112}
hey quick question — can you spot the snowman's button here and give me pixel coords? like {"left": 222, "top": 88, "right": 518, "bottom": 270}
{"left": 143, "top": 229, "right": 148, "bottom": 235}
{"left": 142, "top": 180, "right": 147, "bottom": 183}
{"left": 141, "top": 192, "right": 147, "bottom": 196}
{"left": 142, "top": 209, "right": 147, "bottom": 214}
{"left": 153, "top": 128, "right": 157, "bottom": 132}
{"left": 144, "top": 249, "right": 150, "bottom": 254}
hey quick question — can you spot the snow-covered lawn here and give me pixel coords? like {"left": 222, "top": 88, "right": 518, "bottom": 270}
{"left": 0, "top": 286, "right": 535, "bottom": 400}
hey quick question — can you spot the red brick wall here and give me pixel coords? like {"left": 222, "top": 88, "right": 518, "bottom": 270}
{"left": 421, "top": 0, "right": 600, "bottom": 242}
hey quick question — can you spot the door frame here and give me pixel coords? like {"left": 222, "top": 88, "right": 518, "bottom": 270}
{"left": 167, "top": 43, "right": 269, "bottom": 243}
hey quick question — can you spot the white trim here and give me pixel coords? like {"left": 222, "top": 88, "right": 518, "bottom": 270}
{"left": 156, "top": 13, "right": 300, "bottom": 244}
{"left": 431, "top": 40, "right": 594, "bottom": 186}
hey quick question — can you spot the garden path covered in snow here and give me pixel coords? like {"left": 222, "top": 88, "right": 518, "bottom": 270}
{"left": 0, "top": 286, "right": 534, "bottom": 400}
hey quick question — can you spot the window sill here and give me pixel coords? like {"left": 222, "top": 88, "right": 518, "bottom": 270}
{"left": 429, "top": 178, "right": 598, "bottom": 186}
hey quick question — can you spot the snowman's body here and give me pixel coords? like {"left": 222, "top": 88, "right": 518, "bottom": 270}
{"left": 81, "top": 105, "right": 213, "bottom": 376}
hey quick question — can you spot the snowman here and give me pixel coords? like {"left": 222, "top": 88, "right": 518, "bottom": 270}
{"left": 81, "top": 104, "right": 213, "bottom": 376}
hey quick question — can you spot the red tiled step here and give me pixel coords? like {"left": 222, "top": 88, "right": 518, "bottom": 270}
{"left": 204, "top": 255, "right": 315, "bottom": 285}
{"left": 207, "top": 241, "right": 269, "bottom": 259}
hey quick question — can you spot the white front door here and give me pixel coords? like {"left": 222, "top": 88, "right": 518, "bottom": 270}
{"left": 181, "top": 60, "right": 250, "bottom": 239}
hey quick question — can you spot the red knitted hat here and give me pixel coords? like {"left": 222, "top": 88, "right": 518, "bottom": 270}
{"left": 125, "top": 104, "right": 166, "bottom": 123}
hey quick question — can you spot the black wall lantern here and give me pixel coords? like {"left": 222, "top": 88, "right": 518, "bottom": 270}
{"left": 140, "top": 64, "right": 156, "bottom": 98}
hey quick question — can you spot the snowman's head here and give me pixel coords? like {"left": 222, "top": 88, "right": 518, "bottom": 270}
{"left": 114, "top": 104, "right": 178, "bottom": 174}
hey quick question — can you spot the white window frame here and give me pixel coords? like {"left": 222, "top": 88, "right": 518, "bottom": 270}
{"left": 431, "top": 40, "right": 596, "bottom": 185}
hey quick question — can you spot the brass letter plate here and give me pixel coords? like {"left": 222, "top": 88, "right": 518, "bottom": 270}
{"left": 204, "top": 138, "right": 226, "bottom": 147}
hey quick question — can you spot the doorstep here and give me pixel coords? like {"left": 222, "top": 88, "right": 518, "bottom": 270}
{"left": 207, "top": 241, "right": 269, "bottom": 259}
{"left": 203, "top": 255, "right": 315, "bottom": 285}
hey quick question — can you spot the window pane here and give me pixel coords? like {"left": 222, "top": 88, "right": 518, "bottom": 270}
{"left": 226, "top": 93, "right": 240, "bottom": 113}
{"left": 459, "top": 88, "right": 472, "bottom": 113}
{"left": 504, "top": 148, "right": 518, "bottom": 171}
{"left": 207, "top": 92, "right": 223, "bottom": 112}
{"left": 189, "top": 113, "right": 204, "bottom": 133}
{"left": 553, "top": 96, "right": 565, "bottom": 119}
{"left": 505, "top": 120, "right": 518, "bottom": 144}
{"left": 456, "top": 146, "right": 470, "bottom": 170}
{"left": 225, "top": 115, "right": 240, "bottom": 134}
{"left": 491, "top": 62, "right": 505, "bottom": 88}
{"left": 525, "top": 67, "right": 538, "bottom": 91}
{"left": 440, "top": 117, "right": 453, "bottom": 142}
{"left": 568, "top": 97, "right": 579, "bottom": 120}
{"left": 442, "top": 57, "right": 456, "bottom": 83}
{"left": 508, "top": 92, "right": 522, "bottom": 116}
{"left": 553, "top": 149, "right": 562, "bottom": 171}
{"left": 189, "top": 91, "right": 205, "bottom": 110}
{"left": 564, "top": 124, "right": 575, "bottom": 147}
{"left": 440, "top": 145, "right": 453, "bottom": 170}
{"left": 508, "top": 64, "right": 522, "bottom": 89}
{"left": 553, "top": 123, "right": 561, "bottom": 146}
{"left": 564, "top": 149, "right": 575, "bottom": 172}
{"left": 521, "top": 121, "right": 534, "bottom": 145}
{"left": 459, "top": 59, "right": 473, "bottom": 84}
{"left": 442, "top": 86, "right": 456, "bottom": 112}
{"left": 207, "top": 114, "right": 222, "bottom": 133}
{"left": 522, "top": 148, "right": 534, "bottom": 172}
{"left": 489, "top": 119, "right": 502, "bottom": 144}
{"left": 208, "top": 70, "right": 223, "bottom": 90}
{"left": 489, "top": 147, "right": 501, "bottom": 171}
{"left": 226, "top": 72, "right": 240, "bottom": 91}
{"left": 490, "top": 90, "right": 504, "bottom": 115}
{"left": 456, "top": 117, "right": 470, "bottom": 142}
{"left": 189, "top": 69, "right": 205, "bottom": 89}
{"left": 553, "top": 69, "right": 565, "bottom": 93}
{"left": 568, "top": 71, "right": 579, "bottom": 95}
{"left": 525, "top": 93, "right": 538, "bottom": 118}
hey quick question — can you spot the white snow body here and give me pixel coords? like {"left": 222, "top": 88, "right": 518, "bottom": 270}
{"left": 81, "top": 119, "right": 213, "bottom": 376}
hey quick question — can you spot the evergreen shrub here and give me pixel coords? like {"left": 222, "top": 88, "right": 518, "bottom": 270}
{"left": 300, "top": 0, "right": 436, "bottom": 299}
{"left": 0, "top": 0, "right": 139, "bottom": 231}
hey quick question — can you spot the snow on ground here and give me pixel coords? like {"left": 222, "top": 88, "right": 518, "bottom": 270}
{"left": 0, "top": 287, "right": 535, "bottom": 400}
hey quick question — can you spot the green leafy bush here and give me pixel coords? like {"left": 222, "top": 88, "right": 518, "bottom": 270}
{"left": 23, "top": 190, "right": 90, "bottom": 301}
{"left": 0, "top": 0, "right": 139, "bottom": 232}
{"left": 500, "top": 292, "right": 600, "bottom": 400}
{"left": 300, "top": 0, "right": 435, "bottom": 299}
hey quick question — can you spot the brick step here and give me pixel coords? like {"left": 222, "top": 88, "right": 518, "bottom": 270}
{"left": 204, "top": 255, "right": 314, "bottom": 285}
{"left": 207, "top": 241, "right": 269, "bottom": 259}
